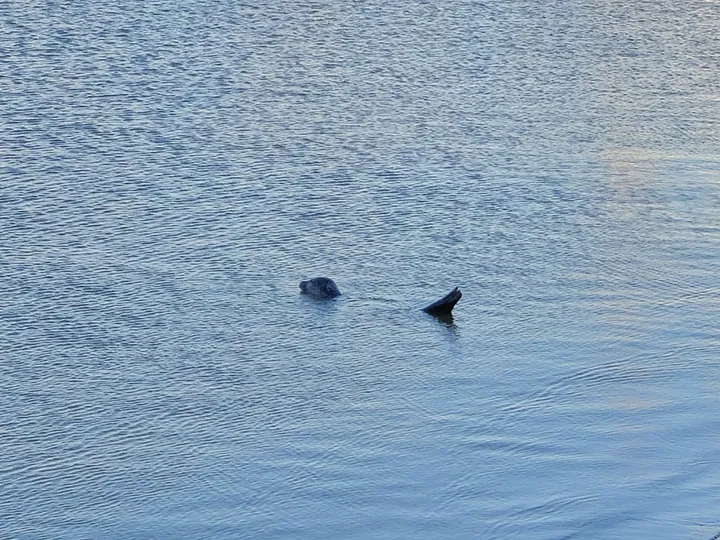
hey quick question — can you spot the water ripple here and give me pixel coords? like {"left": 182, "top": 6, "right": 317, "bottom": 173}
{"left": 2, "top": 0, "right": 720, "bottom": 538}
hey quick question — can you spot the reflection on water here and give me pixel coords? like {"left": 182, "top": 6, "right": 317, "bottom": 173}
{"left": 431, "top": 312, "right": 457, "bottom": 328}
{"left": 2, "top": 0, "right": 719, "bottom": 539}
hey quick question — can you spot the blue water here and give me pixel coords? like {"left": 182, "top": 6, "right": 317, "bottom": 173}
{"left": 2, "top": 1, "right": 720, "bottom": 538}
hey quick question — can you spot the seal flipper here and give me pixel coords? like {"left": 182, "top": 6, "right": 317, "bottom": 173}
{"left": 423, "top": 287, "right": 462, "bottom": 316}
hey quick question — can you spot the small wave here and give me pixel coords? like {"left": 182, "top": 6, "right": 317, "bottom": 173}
{"left": 503, "top": 348, "right": 692, "bottom": 415}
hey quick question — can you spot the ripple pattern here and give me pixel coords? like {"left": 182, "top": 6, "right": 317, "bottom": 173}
{"left": 2, "top": 0, "right": 720, "bottom": 539}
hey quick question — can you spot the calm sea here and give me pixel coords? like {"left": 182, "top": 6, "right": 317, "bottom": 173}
{"left": 2, "top": 1, "right": 719, "bottom": 538}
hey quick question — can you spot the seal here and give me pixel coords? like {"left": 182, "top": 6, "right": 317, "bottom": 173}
{"left": 422, "top": 286, "right": 462, "bottom": 316}
{"left": 299, "top": 277, "right": 462, "bottom": 316}
{"left": 299, "top": 277, "right": 342, "bottom": 299}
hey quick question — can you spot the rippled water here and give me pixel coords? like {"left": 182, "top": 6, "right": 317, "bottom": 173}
{"left": 2, "top": 1, "right": 720, "bottom": 538}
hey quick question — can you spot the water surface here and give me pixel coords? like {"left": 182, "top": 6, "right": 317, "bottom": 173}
{"left": 2, "top": 1, "right": 720, "bottom": 538}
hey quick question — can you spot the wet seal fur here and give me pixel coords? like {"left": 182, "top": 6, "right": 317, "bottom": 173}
{"left": 422, "top": 286, "right": 462, "bottom": 316}
{"left": 299, "top": 277, "right": 342, "bottom": 299}
{"left": 299, "top": 277, "right": 462, "bottom": 316}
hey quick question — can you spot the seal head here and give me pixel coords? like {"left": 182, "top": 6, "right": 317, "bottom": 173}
{"left": 300, "top": 277, "right": 342, "bottom": 299}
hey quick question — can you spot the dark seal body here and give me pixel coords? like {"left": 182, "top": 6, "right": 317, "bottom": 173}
{"left": 423, "top": 287, "right": 462, "bottom": 316}
{"left": 300, "top": 277, "right": 342, "bottom": 299}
